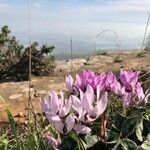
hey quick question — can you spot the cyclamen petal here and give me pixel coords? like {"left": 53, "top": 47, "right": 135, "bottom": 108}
{"left": 59, "top": 91, "right": 64, "bottom": 102}
{"left": 96, "top": 92, "right": 108, "bottom": 116}
{"left": 65, "top": 114, "right": 76, "bottom": 133}
{"left": 120, "top": 69, "right": 129, "bottom": 85}
{"left": 46, "top": 134, "right": 61, "bottom": 148}
{"left": 51, "top": 91, "right": 60, "bottom": 110}
{"left": 120, "top": 70, "right": 139, "bottom": 91}
{"left": 53, "top": 120, "right": 64, "bottom": 133}
{"left": 66, "top": 75, "right": 74, "bottom": 92}
{"left": 81, "top": 85, "right": 94, "bottom": 113}
{"left": 41, "top": 99, "right": 50, "bottom": 112}
{"left": 86, "top": 84, "right": 94, "bottom": 101}
{"left": 51, "top": 115, "right": 61, "bottom": 122}
{"left": 113, "top": 81, "right": 122, "bottom": 95}
{"left": 130, "top": 71, "right": 140, "bottom": 87}
{"left": 122, "top": 93, "right": 132, "bottom": 107}
{"left": 96, "top": 85, "right": 101, "bottom": 101}
{"left": 86, "top": 113, "right": 97, "bottom": 122}
{"left": 75, "top": 74, "right": 82, "bottom": 89}
{"left": 59, "top": 98, "right": 72, "bottom": 117}
{"left": 71, "top": 95, "right": 84, "bottom": 120}
{"left": 74, "top": 124, "right": 91, "bottom": 134}
{"left": 71, "top": 95, "right": 82, "bottom": 112}
{"left": 136, "top": 82, "right": 145, "bottom": 100}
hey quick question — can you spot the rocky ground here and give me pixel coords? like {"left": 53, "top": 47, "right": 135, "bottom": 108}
{"left": 0, "top": 51, "right": 150, "bottom": 123}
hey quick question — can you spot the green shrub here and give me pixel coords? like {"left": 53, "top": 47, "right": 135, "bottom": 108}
{"left": 0, "top": 25, "right": 24, "bottom": 78}
{"left": 0, "top": 26, "right": 56, "bottom": 81}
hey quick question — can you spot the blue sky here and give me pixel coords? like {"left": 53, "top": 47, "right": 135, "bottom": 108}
{"left": 0, "top": 0, "right": 150, "bottom": 54}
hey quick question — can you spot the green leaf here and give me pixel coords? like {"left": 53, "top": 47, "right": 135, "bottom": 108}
{"left": 59, "top": 136, "right": 74, "bottom": 150}
{"left": 143, "top": 118, "right": 150, "bottom": 136}
{"left": 6, "top": 109, "right": 21, "bottom": 150}
{"left": 68, "top": 131, "right": 78, "bottom": 141}
{"left": 121, "top": 116, "right": 141, "bottom": 137}
{"left": 107, "top": 128, "right": 120, "bottom": 142}
{"left": 84, "top": 133, "right": 99, "bottom": 148}
{"left": 43, "top": 124, "right": 59, "bottom": 139}
{"left": 26, "top": 133, "right": 39, "bottom": 150}
{"left": 136, "top": 118, "right": 143, "bottom": 142}
{"left": 114, "top": 113, "right": 126, "bottom": 132}
{"left": 141, "top": 134, "right": 150, "bottom": 150}
{"left": 0, "top": 135, "right": 8, "bottom": 150}
{"left": 77, "top": 137, "right": 86, "bottom": 150}
{"left": 113, "top": 138, "right": 138, "bottom": 150}
{"left": 142, "top": 110, "right": 150, "bottom": 116}
{"left": 0, "top": 95, "right": 5, "bottom": 102}
{"left": 121, "top": 139, "right": 138, "bottom": 150}
{"left": 112, "top": 140, "right": 121, "bottom": 150}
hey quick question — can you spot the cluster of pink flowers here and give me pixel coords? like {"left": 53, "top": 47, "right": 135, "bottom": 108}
{"left": 41, "top": 85, "right": 108, "bottom": 147}
{"left": 66, "top": 69, "right": 149, "bottom": 107}
{"left": 41, "top": 69, "right": 149, "bottom": 148}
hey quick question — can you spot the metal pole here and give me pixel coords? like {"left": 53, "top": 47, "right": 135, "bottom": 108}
{"left": 27, "top": 1, "right": 38, "bottom": 130}
{"left": 70, "top": 37, "right": 73, "bottom": 73}
{"left": 94, "top": 42, "right": 96, "bottom": 53}
{"left": 141, "top": 13, "right": 150, "bottom": 51}
{"left": 27, "top": 0, "right": 32, "bottom": 121}
{"left": 137, "top": 13, "right": 150, "bottom": 69}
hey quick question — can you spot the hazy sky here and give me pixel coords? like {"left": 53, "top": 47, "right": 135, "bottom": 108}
{"left": 0, "top": 0, "right": 150, "bottom": 54}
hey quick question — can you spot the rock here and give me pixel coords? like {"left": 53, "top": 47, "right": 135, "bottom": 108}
{"left": 22, "top": 87, "right": 34, "bottom": 93}
{"left": 9, "top": 94, "right": 22, "bottom": 99}
{"left": 37, "top": 90, "right": 47, "bottom": 95}
{"left": 21, "top": 84, "right": 35, "bottom": 97}
{"left": 14, "top": 112, "right": 26, "bottom": 118}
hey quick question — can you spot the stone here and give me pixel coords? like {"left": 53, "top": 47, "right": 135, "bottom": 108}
{"left": 14, "top": 112, "right": 26, "bottom": 118}
{"left": 9, "top": 94, "right": 22, "bottom": 99}
{"left": 37, "top": 90, "right": 47, "bottom": 95}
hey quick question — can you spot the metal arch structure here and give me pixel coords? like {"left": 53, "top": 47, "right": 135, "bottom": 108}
{"left": 96, "top": 29, "right": 123, "bottom": 51}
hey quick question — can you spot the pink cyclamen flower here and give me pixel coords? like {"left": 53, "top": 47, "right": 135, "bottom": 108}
{"left": 66, "top": 75, "right": 79, "bottom": 96}
{"left": 75, "top": 70, "right": 100, "bottom": 91}
{"left": 41, "top": 90, "right": 93, "bottom": 135}
{"left": 120, "top": 69, "right": 140, "bottom": 93}
{"left": 119, "top": 69, "right": 149, "bottom": 107}
{"left": 41, "top": 91, "right": 72, "bottom": 134}
{"left": 45, "top": 133, "right": 61, "bottom": 148}
{"left": 64, "top": 85, "right": 107, "bottom": 134}
{"left": 121, "top": 82, "right": 149, "bottom": 107}
{"left": 100, "top": 72, "right": 121, "bottom": 95}
{"left": 66, "top": 70, "right": 122, "bottom": 95}
{"left": 71, "top": 85, "right": 108, "bottom": 122}
{"left": 66, "top": 70, "right": 102, "bottom": 95}
{"left": 65, "top": 113, "right": 91, "bottom": 134}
